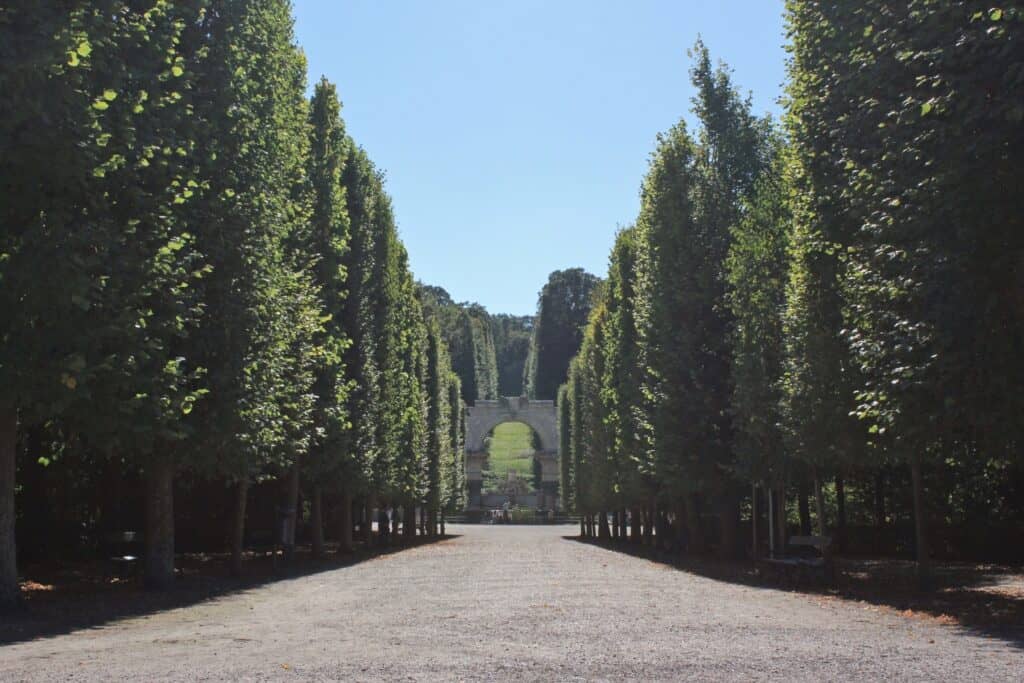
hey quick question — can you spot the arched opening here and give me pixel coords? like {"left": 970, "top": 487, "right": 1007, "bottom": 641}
{"left": 481, "top": 421, "right": 542, "bottom": 510}
{"left": 464, "top": 397, "right": 560, "bottom": 515}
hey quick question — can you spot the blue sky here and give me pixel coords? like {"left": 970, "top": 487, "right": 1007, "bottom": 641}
{"left": 293, "top": 1, "right": 788, "bottom": 315}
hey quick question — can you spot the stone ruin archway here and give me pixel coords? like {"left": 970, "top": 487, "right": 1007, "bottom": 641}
{"left": 465, "top": 396, "right": 559, "bottom": 510}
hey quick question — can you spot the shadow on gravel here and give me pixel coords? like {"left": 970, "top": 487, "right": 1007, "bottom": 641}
{"left": 1, "top": 534, "right": 459, "bottom": 647}
{"left": 565, "top": 535, "right": 1024, "bottom": 650}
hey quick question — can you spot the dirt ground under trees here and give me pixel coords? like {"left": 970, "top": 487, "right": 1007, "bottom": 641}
{"left": 1, "top": 524, "right": 1022, "bottom": 681}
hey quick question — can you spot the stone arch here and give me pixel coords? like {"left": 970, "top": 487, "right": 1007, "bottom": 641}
{"left": 464, "top": 397, "right": 560, "bottom": 510}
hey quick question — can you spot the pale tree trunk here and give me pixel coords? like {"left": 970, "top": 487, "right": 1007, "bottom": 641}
{"left": 579, "top": 516, "right": 586, "bottom": 538}
{"left": 909, "top": 456, "right": 932, "bottom": 590}
{"left": 0, "top": 403, "right": 19, "bottom": 609}
{"left": 684, "top": 494, "right": 703, "bottom": 554}
{"left": 391, "top": 506, "right": 400, "bottom": 542}
{"left": 144, "top": 456, "right": 175, "bottom": 590}
{"left": 813, "top": 471, "right": 827, "bottom": 537}
{"left": 230, "top": 472, "right": 249, "bottom": 577}
{"left": 310, "top": 485, "right": 325, "bottom": 558}
{"left": 630, "top": 506, "right": 641, "bottom": 543}
{"left": 339, "top": 487, "right": 354, "bottom": 553}
{"left": 440, "top": 512, "right": 446, "bottom": 536}
{"left": 283, "top": 463, "right": 300, "bottom": 563}
{"left": 642, "top": 505, "right": 654, "bottom": 545}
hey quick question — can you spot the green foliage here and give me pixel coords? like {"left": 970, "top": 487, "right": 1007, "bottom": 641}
{"left": 421, "top": 287, "right": 498, "bottom": 403}
{"left": 524, "top": 268, "right": 601, "bottom": 400}
{"left": 491, "top": 314, "right": 533, "bottom": 396}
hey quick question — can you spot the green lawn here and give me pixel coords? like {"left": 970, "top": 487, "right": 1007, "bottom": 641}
{"left": 483, "top": 422, "right": 536, "bottom": 491}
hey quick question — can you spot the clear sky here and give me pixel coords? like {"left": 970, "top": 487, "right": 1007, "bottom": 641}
{"left": 293, "top": 1, "right": 788, "bottom": 315}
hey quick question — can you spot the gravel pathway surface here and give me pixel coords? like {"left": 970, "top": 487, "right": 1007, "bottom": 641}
{"left": 2, "top": 524, "right": 1021, "bottom": 681}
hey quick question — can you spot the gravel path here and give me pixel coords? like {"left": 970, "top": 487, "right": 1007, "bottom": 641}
{"left": 2, "top": 524, "right": 1021, "bottom": 681}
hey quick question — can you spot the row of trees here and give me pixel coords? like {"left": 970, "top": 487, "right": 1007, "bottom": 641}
{"left": 1, "top": 0, "right": 464, "bottom": 608}
{"left": 562, "top": 4, "right": 1023, "bottom": 587}
{"left": 420, "top": 286, "right": 499, "bottom": 404}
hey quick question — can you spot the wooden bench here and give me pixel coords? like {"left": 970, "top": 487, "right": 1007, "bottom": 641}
{"left": 105, "top": 531, "right": 142, "bottom": 579}
{"left": 761, "top": 535, "right": 835, "bottom": 585}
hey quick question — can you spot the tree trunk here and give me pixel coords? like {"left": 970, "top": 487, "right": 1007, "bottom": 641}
{"left": 378, "top": 505, "right": 390, "bottom": 546}
{"left": 610, "top": 510, "right": 619, "bottom": 539}
{"left": 873, "top": 471, "right": 885, "bottom": 554}
{"left": 440, "top": 513, "right": 446, "bottom": 536}
{"left": 813, "top": 473, "right": 827, "bottom": 537}
{"left": 363, "top": 496, "right": 375, "bottom": 544}
{"left": 835, "top": 475, "right": 847, "bottom": 553}
{"left": 674, "top": 500, "right": 687, "bottom": 553}
{"left": 403, "top": 505, "right": 415, "bottom": 544}
{"left": 797, "top": 480, "right": 812, "bottom": 536}
{"left": 775, "top": 485, "right": 788, "bottom": 550}
{"left": 282, "top": 463, "right": 300, "bottom": 564}
{"left": 684, "top": 494, "right": 703, "bottom": 554}
{"left": 580, "top": 515, "right": 586, "bottom": 538}
{"left": 716, "top": 489, "right": 741, "bottom": 557}
{"left": 717, "top": 489, "right": 740, "bottom": 559}
{"left": 909, "top": 456, "right": 932, "bottom": 591}
{"left": 643, "top": 505, "right": 654, "bottom": 545}
{"left": 144, "top": 456, "right": 175, "bottom": 590}
{"left": 0, "top": 402, "right": 19, "bottom": 609}
{"left": 751, "top": 485, "right": 760, "bottom": 559}
{"left": 230, "top": 473, "right": 249, "bottom": 577}
{"left": 311, "top": 485, "right": 325, "bottom": 558}
{"left": 630, "top": 506, "right": 641, "bottom": 543}
{"left": 339, "top": 487, "right": 354, "bottom": 553}
{"left": 391, "top": 506, "right": 400, "bottom": 542}
{"left": 598, "top": 511, "right": 610, "bottom": 539}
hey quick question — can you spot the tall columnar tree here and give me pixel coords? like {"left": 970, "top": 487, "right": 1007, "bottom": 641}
{"left": 0, "top": 1, "right": 210, "bottom": 602}
{"left": 601, "top": 227, "right": 647, "bottom": 518}
{"left": 440, "top": 372, "right": 465, "bottom": 525}
{"left": 787, "top": 1, "right": 1024, "bottom": 585}
{"left": 303, "top": 78, "right": 352, "bottom": 559}
{"left": 524, "top": 268, "right": 601, "bottom": 400}
{"left": 725, "top": 139, "right": 790, "bottom": 495}
{"left": 557, "top": 383, "right": 572, "bottom": 511}
{"left": 339, "top": 142, "right": 384, "bottom": 527}
{"left": 181, "top": 0, "right": 317, "bottom": 583}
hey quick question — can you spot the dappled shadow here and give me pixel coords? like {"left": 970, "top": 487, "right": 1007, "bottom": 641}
{"left": 1, "top": 534, "right": 459, "bottom": 646}
{"left": 565, "top": 535, "right": 1024, "bottom": 650}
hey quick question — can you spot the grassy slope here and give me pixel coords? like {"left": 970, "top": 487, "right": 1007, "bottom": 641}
{"left": 483, "top": 422, "right": 535, "bottom": 490}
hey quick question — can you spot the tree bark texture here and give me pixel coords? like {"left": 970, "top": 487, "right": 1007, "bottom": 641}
{"left": 0, "top": 403, "right": 19, "bottom": 608}
{"left": 339, "top": 487, "right": 354, "bottom": 553}
{"left": 813, "top": 473, "right": 827, "bottom": 537}
{"left": 684, "top": 494, "right": 703, "bottom": 554}
{"left": 230, "top": 473, "right": 249, "bottom": 577}
{"left": 144, "top": 456, "right": 175, "bottom": 590}
{"left": 311, "top": 485, "right": 325, "bottom": 558}
{"left": 910, "top": 457, "right": 932, "bottom": 590}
